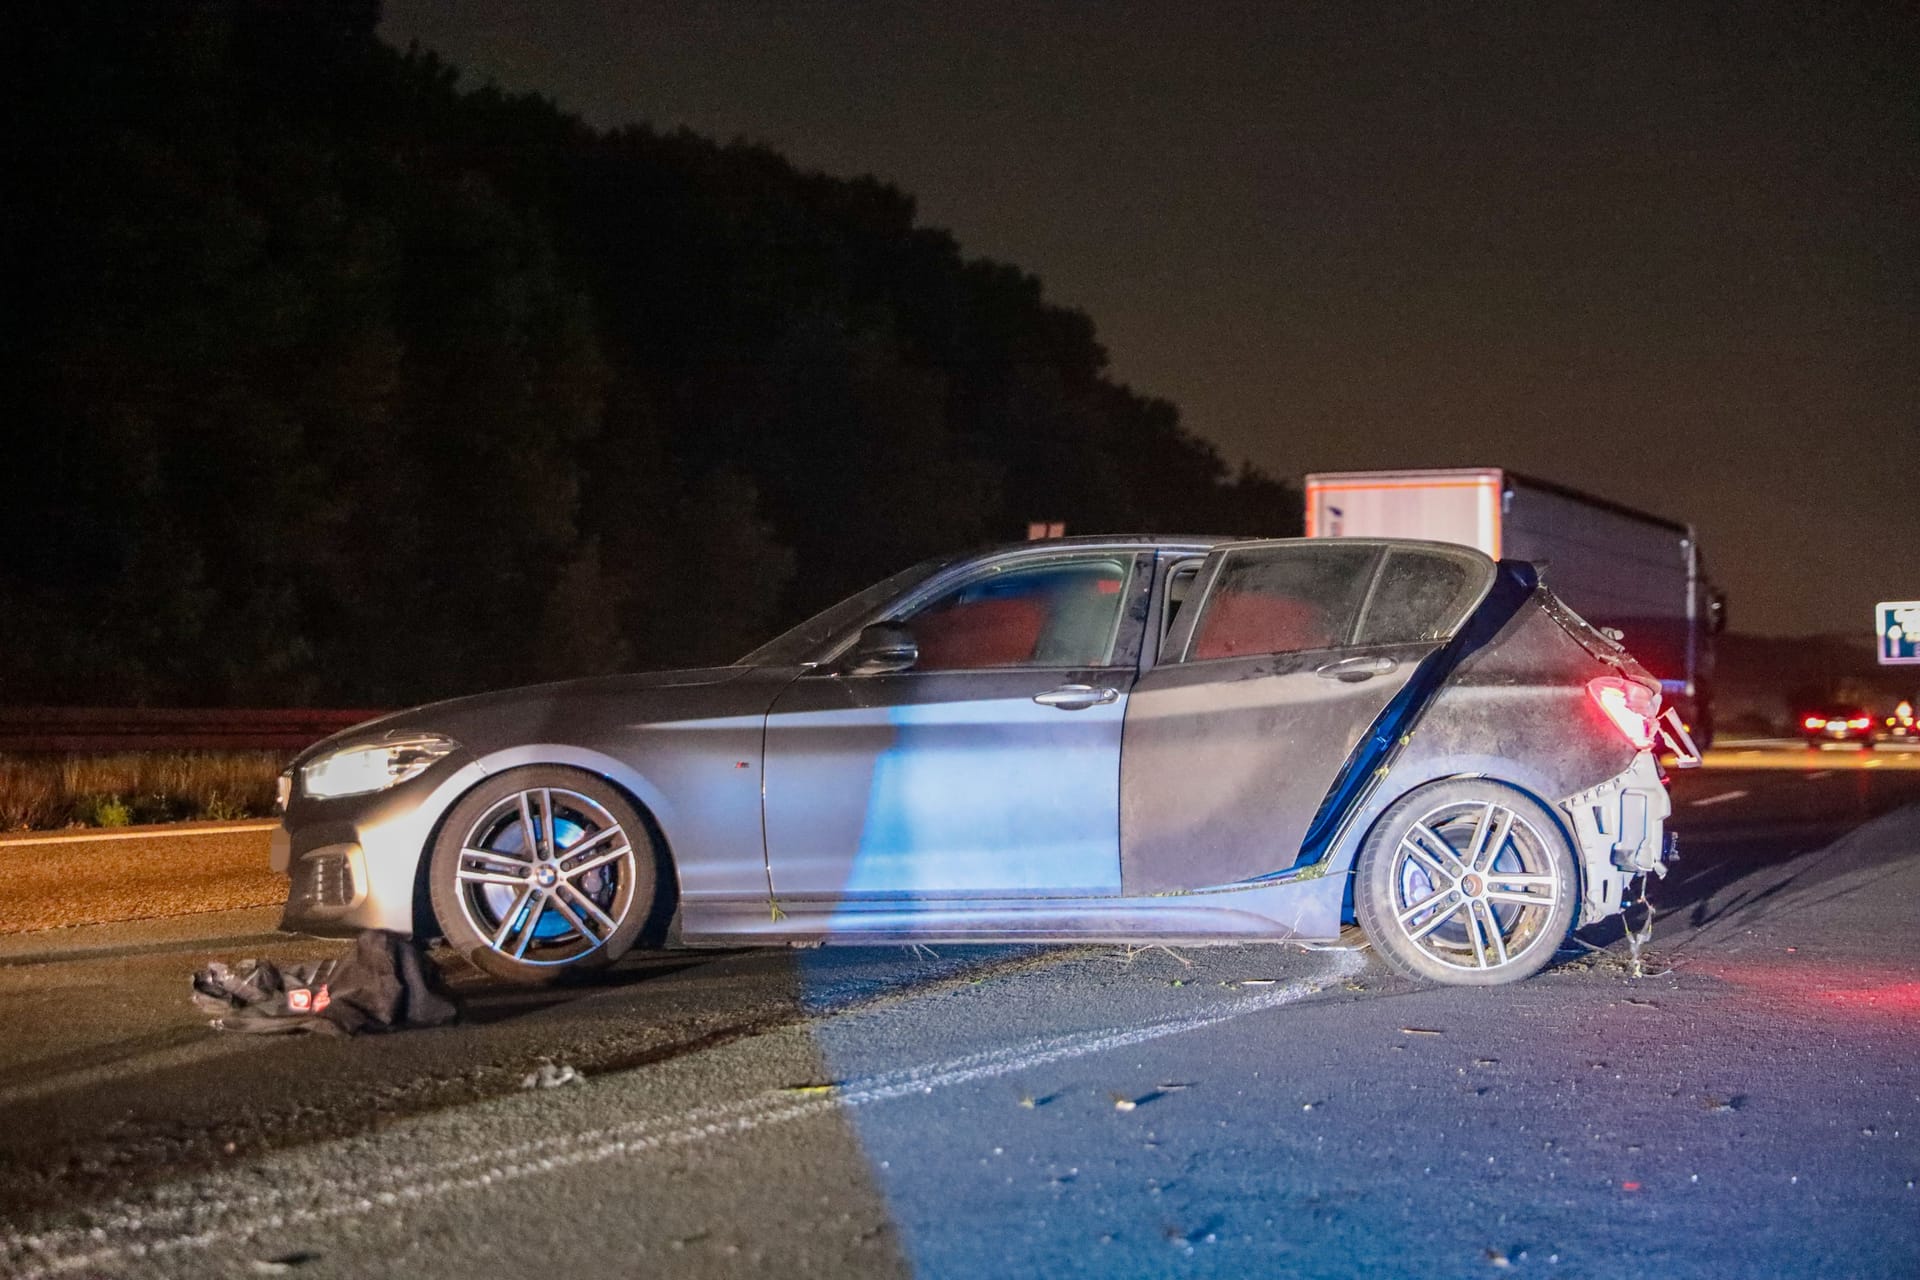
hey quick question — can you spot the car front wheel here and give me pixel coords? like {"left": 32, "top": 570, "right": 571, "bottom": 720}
{"left": 1355, "top": 779, "right": 1578, "bottom": 985}
{"left": 428, "top": 766, "right": 658, "bottom": 984}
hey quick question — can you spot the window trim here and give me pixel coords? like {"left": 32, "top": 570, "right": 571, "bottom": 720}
{"left": 1143, "top": 555, "right": 1207, "bottom": 670}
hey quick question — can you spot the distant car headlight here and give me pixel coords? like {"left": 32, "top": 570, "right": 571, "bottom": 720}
{"left": 300, "top": 734, "right": 459, "bottom": 799}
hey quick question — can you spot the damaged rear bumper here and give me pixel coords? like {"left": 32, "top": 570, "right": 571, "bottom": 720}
{"left": 1561, "top": 751, "right": 1672, "bottom": 926}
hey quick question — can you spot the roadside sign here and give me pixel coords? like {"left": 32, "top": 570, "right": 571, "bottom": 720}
{"left": 1879, "top": 601, "right": 1920, "bottom": 665}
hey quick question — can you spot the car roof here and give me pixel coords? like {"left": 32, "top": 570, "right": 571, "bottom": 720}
{"left": 978, "top": 534, "right": 1237, "bottom": 555}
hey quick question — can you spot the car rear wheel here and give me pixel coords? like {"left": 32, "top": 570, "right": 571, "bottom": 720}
{"left": 1355, "top": 779, "right": 1577, "bottom": 986}
{"left": 428, "top": 766, "right": 658, "bottom": 985}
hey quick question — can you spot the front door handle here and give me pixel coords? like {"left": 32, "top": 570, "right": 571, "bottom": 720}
{"left": 1033, "top": 684, "right": 1120, "bottom": 710}
{"left": 1315, "top": 656, "right": 1398, "bottom": 683}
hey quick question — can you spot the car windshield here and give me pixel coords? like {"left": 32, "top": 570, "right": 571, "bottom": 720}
{"left": 735, "top": 556, "right": 953, "bottom": 667}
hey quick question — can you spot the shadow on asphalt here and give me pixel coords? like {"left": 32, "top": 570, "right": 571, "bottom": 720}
{"left": 445, "top": 953, "right": 727, "bottom": 1027}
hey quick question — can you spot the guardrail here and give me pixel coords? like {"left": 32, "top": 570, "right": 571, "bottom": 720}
{"left": 0, "top": 709, "right": 386, "bottom": 752}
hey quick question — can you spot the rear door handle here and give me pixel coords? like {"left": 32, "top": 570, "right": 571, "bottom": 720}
{"left": 1315, "top": 656, "right": 1397, "bottom": 683}
{"left": 1033, "top": 684, "right": 1120, "bottom": 710}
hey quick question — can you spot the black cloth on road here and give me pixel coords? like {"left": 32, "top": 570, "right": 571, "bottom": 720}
{"left": 191, "top": 929, "right": 459, "bottom": 1035}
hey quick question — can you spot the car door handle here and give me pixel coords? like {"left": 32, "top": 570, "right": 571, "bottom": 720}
{"left": 1033, "top": 684, "right": 1120, "bottom": 710}
{"left": 1315, "top": 656, "right": 1397, "bottom": 682}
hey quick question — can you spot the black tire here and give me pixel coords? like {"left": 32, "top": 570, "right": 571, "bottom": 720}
{"left": 428, "top": 766, "right": 658, "bottom": 985}
{"left": 1355, "top": 778, "right": 1578, "bottom": 986}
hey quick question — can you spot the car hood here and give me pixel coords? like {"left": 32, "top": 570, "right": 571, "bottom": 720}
{"left": 292, "top": 665, "right": 792, "bottom": 766}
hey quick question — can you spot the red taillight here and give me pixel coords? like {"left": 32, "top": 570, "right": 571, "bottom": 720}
{"left": 1804, "top": 716, "right": 1826, "bottom": 730}
{"left": 1588, "top": 677, "right": 1659, "bottom": 749}
{"left": 1848, "top": 716, "right": 1871, "bottom": 730}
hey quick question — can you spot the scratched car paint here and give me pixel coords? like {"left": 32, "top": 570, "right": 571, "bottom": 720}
{"left": 275, "top": 536, "right": 1689, "bottom": 986}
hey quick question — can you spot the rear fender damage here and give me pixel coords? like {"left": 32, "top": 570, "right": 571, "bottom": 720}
{"left": 1559, "top": 751, "right": 1672, "bottom": 925}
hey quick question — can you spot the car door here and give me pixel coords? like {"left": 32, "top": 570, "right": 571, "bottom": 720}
{"left": 762, "top": 549, "right": 1153, "bottom": 902}
{"left": 1120, "top": 540, "right": 1494, "bottom": 896}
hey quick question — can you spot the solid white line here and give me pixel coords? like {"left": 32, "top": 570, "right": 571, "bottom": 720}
{"left": 6, "top": 951, "right": 1362, "bottom": 1276}
{"left": 1686, "top": 789, "right": 1749, "bottom": 808}
{"left": 0, "top": 821, "right": 278, "bottom": 849}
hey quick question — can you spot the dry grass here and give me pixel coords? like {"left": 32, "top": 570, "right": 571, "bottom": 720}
{"left": 0, "top": 752, "right": 289, "bottom": 831}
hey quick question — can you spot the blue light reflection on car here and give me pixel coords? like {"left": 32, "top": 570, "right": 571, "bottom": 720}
{"left": 839, "top": 699, "right": 1125, "bottom": 902}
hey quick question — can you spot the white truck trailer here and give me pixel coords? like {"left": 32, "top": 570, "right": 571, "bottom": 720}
{"left": 1304, "top": 467, "right": 1725, "bottom": 745}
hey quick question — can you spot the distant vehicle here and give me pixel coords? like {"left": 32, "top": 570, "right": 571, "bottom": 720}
{"left": 1874, "top": 700, "right": 1916, "bottom": 746}
{"left": 1304, "top": 468, "right": 1726, "bottom": 747}
{"left": 1800, "top": 707, "right": 1875, "bottom": 748}
{"left": 274, "top": 536, "right": 1692, "bottom": 987}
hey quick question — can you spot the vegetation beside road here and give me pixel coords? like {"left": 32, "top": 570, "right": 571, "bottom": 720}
{"left": 0, "top": 753, "right": 284, "bottom": 832}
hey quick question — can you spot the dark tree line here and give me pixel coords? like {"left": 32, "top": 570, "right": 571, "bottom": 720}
{"left": 3, "top": 0, "right": 1301, "bottom": 708}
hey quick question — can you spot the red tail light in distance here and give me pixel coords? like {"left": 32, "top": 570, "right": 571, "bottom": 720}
{"left": 1588, "top": 676, "right": 1659, "bottom": 750}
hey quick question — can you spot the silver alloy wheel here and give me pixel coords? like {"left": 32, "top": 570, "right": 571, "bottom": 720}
{"left": 1388, "top": 798, "right": 1561, "bottom": 972}
{"left": 452, "top": 786, "right": 638, "bottom": 967}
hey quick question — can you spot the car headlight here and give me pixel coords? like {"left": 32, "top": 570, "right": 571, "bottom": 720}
{"left": 300, "top": 734, "right": 459, "bottom": 799}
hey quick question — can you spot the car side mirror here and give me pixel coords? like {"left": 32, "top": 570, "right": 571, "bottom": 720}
{"left": 846, "top": 622, "right": 918, "bottom": 675}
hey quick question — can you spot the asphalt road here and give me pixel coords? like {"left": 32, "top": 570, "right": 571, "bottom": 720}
{"left": 2, "top": 748, "right": 1917, "bottom": 1279}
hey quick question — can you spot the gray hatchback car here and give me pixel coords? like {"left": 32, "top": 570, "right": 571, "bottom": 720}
{"left": 275, "top": 536, "right": 1689, "bottom": 986}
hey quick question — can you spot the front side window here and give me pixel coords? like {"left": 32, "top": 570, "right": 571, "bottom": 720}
{"left": 1184, "top": 544, "right": 1377, "bottom": 660}
{"left": 902, "top": 557, "right": 1130, "bottom": 671}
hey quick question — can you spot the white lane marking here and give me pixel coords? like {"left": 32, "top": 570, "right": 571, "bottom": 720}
{"left": 1687, "top": 789, "right": 1749, "bottom": 808}
{"left": 6, "top": 951, "right": 1363, "bottom": 1276}
{"left": 0, "top": 820, "right": 277, "bottom": 849}
{"left": 1805, "top": 771, "right": 1833, "bottom": 781}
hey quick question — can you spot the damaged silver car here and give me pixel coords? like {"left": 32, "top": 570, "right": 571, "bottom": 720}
{"left": 274, "top": 537, "right": 1696, "bottom": 986}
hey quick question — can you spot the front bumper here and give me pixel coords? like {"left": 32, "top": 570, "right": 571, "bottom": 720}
{"left": 275, "top": 760, "right": 490, "bottom": 938}
{"left": 1560, "top": 751, "right": 1673, "bottom": 926}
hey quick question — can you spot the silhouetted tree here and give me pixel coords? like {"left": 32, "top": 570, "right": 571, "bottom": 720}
{"left": 3, "top": 0, "right": 1299, "bottom": 706}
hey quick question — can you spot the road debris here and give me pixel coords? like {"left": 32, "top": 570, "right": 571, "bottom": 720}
{"left": 1400, "top": 1026, "right": 1444, "bottom": 1036}
{"left": 521, "top": 1061, "right": 584, "bottom": 1089}
{"left": 191, "top": 930, "right": 458, "bottom": 1036}
{"left": 1109, "top": 944, "right": 1192, "bottom": 967}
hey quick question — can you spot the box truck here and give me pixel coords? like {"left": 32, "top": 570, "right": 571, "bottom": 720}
{"left": 1305, "top": 467, "right": 1725, "bottom": 746}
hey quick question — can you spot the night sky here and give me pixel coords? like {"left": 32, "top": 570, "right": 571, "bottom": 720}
{"left": 381, "top": 1, "right": 1917, "bottom": 638}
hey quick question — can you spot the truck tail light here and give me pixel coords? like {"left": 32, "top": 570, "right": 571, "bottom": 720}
{"left": 1588, "top": 677, "right": 1659, "bottom": 750}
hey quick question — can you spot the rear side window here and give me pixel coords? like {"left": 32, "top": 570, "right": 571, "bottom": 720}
{"left": 1354, "top": 548, "right": 1492, "bottom": 645}
{"left": 1185, "top": 544, "right": 1377, "bottom": 660}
